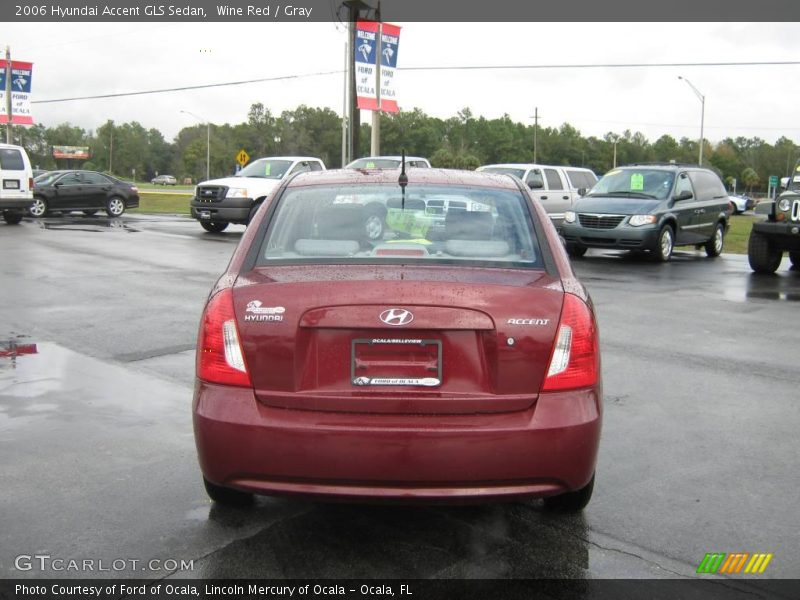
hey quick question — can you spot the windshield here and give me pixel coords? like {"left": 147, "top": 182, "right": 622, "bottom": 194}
{"left": 588, "top": 168, "right": 675, "bottom": 199}
{"left": 257, "top": 183, "right": 542, "bottom": 269}
{"left": 479, "top": 167, "right": 526, "bottom": 179}
{"left": 237, "top": 159, "right": 292, "bottom": 179}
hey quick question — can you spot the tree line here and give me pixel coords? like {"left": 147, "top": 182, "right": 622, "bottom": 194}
{"left": 13, "top": 103, "right": 798, "bottom": 193}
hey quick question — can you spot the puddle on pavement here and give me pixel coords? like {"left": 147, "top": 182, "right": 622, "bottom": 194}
{"left": 38, "top": 216, "right": 139, "bottom": 233}
{"left": 723, "top": 271, "right": 800, "bottom": 303}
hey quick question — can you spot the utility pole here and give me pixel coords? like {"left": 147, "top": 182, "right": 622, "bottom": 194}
{"left": 341, "top": 42, "right": 348, "bottom": 167}
{"left": 109, "top": 126, "right": 113, "bottom": 174}
{"left": 531, "top": 107, "right": 539, "bottom": 163}
{"left": 5, "top": 46, "right": 12, "bottom": 144}
{"left": 370, "top": 2, "right": 382, "bottom": 156}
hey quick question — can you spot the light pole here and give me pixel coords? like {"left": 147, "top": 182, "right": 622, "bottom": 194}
{"left": 678, "top": 76, "right": 705, "bottom": 165}
{"left": 181, "top": 110, "right": 210, "bottom": 181}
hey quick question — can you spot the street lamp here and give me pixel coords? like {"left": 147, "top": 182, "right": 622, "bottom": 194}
{"left": 181, "top": 109, "right": 210, "bottom": 181}
{"left": 678, "top": 76, "right": 705, "bottom": 165}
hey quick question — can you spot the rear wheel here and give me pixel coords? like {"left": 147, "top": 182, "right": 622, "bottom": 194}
{"left": 106, "top": 196, "right": 126, "bottom": 217}
{"left": 566, "top": 243, "right": 587, "bottom": 258}
{"left": 2, "top": 210, "right": 23, "bottom": 225}
{"left": 748, "top": 231, "right": 782, "bottom": 274}
{"left": 29, "top": 196, "right": 48, "bottom": 218}
{"left": 790, "top": 251, "right": 800, "bottom": 268}
{"left": 203, "top": 477, "right": 253, "bottom": 506}
{"left": 704, "top": 223, "right": 725, "bottom": 257}
{"left": 363, "top": 206, "right": 386, "bottom": 241}
{"left": 652, "top": 225, "right": 674, "bottom": 262}
{"left": 200, "top": 221, "right": 228, "bottom": 233}
{"left": 544, "top": 474, "right": 595, "bottom": 512}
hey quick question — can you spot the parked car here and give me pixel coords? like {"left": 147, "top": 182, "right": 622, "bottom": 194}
{"left": 193, "top": 167, "right": 602, "bottom": 510}
{"left": 561, "top": 163, "right": 730, "bottom": 262}
{"left": 748, "top": 161, "right": 800, "bottom": 273}
{"left": 346, "top": 155, "right": 431, "bottom": 169}
{"left": 190, "top": 156, "right": 325, "bottom": 232}
{"left": 30, "top": 170, "right": 139, "bottom": 217}
{"left": 0, "top": 143, "right": 34, "bottom": 225}
{"left": 477, "top": 164, "right": 598, "bottom": 229}
{"left": 728, "top": 194, "right": 754, "bottom": 214}
{"left": 32, "top": 169, "right": 48, "bottom": 179}
{"left": 151, "top": 174, "right": 177, "bottom": 186}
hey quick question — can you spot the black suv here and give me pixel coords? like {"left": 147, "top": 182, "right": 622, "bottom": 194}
{"left": 561, "top": 163, "right": 730, "bottom": 262}
{"left": 747, "top": 162, "right": 800, "bottom": 273}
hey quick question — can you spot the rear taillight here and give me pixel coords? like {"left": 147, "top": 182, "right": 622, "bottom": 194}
{"left": 28, "top": 177, "right": 33, "bottom": 190}
{"left": 542, "top": 293, "right": 599, "bottom": 391}
{"left": 197, "top": 288, "right": 252, "bottom": 387}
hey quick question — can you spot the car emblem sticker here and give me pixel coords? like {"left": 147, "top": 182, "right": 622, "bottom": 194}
{"left": 507, "top": 318, "right": 550, "bottom": 326}
{"left": 379, "top": 308, "right": 414, "bottom": 326}
{"left": 244, "top": 300, "right": 285, "bottom": 322}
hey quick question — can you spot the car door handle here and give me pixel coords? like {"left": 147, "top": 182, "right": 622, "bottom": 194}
{"left": 540, "top": 196, "right": 548, "bottom": 200}
{"left": 562, "top": 195, "right": 569, "bottom": 200}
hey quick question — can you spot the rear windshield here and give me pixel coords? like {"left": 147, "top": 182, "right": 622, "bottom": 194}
{"left": 588, "top": 168, "right": 675, "bottom": 199}
{"left": 256, "top": 183, "right": 543, "bottom": 269}
{"left": 0, "top": 148, "right": 25, "bottom": 170}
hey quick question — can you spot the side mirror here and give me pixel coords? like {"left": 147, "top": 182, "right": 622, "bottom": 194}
{"left": 527, "top": 180, "right": 544, "bottom": 190}
{"left": 577, "top": 188, "right": 587, "bottom": 197}
{"left": 673, "top": 190, "right": 693, "bottom": 201}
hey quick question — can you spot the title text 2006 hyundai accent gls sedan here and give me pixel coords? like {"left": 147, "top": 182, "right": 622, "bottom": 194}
{"left": 193, "top": 168, "right": 602, "bottom": 510}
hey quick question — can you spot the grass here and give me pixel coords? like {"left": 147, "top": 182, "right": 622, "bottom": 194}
{"left": 726, "top": 214, "right": 757, "bottom": 255}
{"left": 130, "top": 192, "right": 191, "bottom": 215}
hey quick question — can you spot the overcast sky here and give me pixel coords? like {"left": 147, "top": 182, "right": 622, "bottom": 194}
{"left": 5, "top": 21, "right": 800, "bottom": 146}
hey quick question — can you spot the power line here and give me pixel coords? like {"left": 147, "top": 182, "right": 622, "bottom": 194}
{"left": 32, "top": 60, "right": 800, "bottom": 105}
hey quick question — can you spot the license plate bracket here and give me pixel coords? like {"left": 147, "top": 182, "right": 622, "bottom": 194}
{"left": 351, "top": 338, "right": 442, "bottom": 387}
{"left": 3, "top": 179, "right": 20, "bottom": 190}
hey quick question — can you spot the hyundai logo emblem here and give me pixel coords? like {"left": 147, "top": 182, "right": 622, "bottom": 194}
{"left": 379, "top": 308, "right": 414, "bottom": 326}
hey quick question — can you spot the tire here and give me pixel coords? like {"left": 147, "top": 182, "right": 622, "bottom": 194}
{"left": 566, "top": 243, "right": 587, "bottom": 258}
{"left": 652, "top": 225, "right": 674, "bottom": 262}
{"left": 29, "top": 196, "right": 48, "bottom": 218}
{"left": 200, "top": 221, "right": 228, "bottom": 233}
{"left": 2, "top": 211, "right": 23, "bottom": 225}
{"left": 544, "top": 474, "right": 595, "bottom": 512}
{"left": 704, "top": 223, "right": 725, "bottom": 257}
{"left": 247, "top": 203, "right": 261, "bottom": 225}
{"left": 106, "top": 196, "right": 126, "bottom": 217}
{"left": 747, "top": 231, "right": 782, "bottom": 274}
{"left": 790, "top": 251, "right": 800, "bottom": 268}
{"left": 203, "top": 477, "right": 253, "bottom": 506}
{"left": 83, "top": 210, "right": 98, "bottom": 216}
{"left": 363, "top": 207, "right": 386, "bottom": 241}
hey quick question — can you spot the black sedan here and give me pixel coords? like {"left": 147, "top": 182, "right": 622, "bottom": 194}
{"left": 30, "top": 170, "right": 139, "bottom": 217}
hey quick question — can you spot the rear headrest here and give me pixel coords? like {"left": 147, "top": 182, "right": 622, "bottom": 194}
{"left": 445, "top": 211, "right": 494, "bottom": 240}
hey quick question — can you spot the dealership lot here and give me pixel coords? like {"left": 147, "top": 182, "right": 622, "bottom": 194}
{"left": 1, "top": 213, "right": 798, "bottom": 581}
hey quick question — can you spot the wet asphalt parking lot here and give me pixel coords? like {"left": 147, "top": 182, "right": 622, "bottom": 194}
{"left": 0, "top": 213, "right": 798, "bottom": 590}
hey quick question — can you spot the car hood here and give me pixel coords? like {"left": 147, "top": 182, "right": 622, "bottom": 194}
{"left": 198, "top": 176, "right": 281, "bottom": 196}
{"left": 572, "top": 195, "right": 662, "bottom": 215}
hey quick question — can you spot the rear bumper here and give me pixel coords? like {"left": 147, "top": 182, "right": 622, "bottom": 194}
{"left": 0, "top": 198, "right": 33, "bottom": 211}
{"left": 193, "top": 381, "right": 602, "bottom": 501}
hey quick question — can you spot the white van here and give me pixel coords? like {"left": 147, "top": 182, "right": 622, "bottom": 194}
{"left": 0, "top": 143, "right": 34, "bottom": 225}
{"left": 477, "top": 163, "right": 598, "bottom": 229}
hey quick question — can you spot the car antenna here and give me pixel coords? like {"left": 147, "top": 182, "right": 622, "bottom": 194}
{"left": 398, "top": 149, "right": 408, "bottom": 210}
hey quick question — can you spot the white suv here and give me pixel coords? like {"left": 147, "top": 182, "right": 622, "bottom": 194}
{"left": 478, "top": 163, "right": 598, "bottom": 229}
{"left": 0, "top": 143, "right": 34, "bottom": 225}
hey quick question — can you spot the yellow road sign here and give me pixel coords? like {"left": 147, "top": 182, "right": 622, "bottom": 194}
{"left": 236, "top": 149, "right": 250, "bottom": 167}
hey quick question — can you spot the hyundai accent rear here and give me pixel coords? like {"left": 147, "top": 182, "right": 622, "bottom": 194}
{"left": 193, "top": 168, "right": 602, "bottom": 510}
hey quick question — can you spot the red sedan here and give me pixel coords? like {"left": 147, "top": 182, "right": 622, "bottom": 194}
{"left": 193, "top": 167, "right": 602, "bottom": 510}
